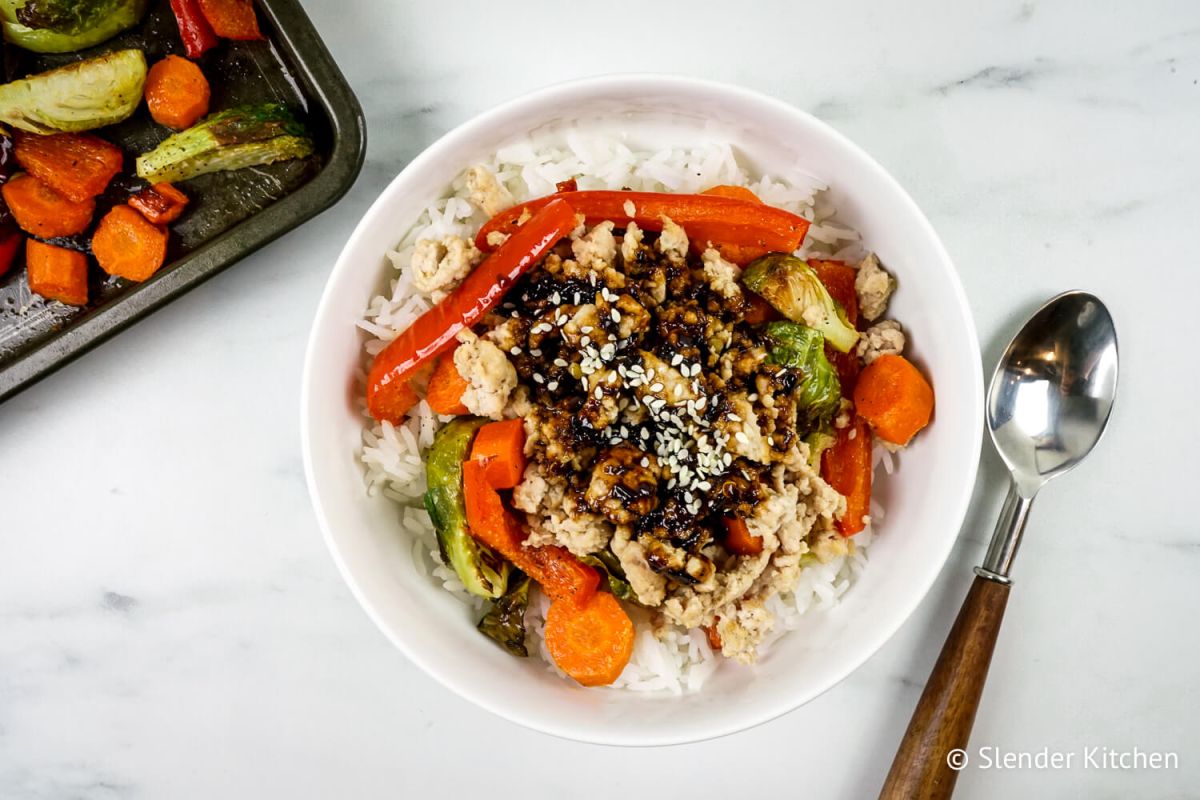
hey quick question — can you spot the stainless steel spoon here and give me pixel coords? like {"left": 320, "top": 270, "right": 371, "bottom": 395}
{"left": 881, "top": 291, "right": 1119, "bottom": 799}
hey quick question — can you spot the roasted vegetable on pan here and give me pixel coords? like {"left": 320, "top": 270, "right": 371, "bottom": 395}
{"left": 0, "top": 49, "right": 147, "bottom": 133}
{"left": 135, "top": 102, "right": 313, "bottom": 184}
{"left": 0, "top": 0, "right": 149, "bottom": 53}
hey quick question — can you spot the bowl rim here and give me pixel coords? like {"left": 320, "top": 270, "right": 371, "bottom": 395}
{"left": 301, "top": 72, "right": 984, "bottom": 746}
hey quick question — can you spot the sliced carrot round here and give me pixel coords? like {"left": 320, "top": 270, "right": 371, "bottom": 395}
{"left": 544, "top": 592, "right": 634, "bottom": 687}
{"left": 853, "top": 354, "right": 934, "bottom": 446}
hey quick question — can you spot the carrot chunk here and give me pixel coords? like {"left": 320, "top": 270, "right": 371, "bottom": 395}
{"left": 462, "top": 459, "right": 598, "bottom": 604}
{"left": 14, "top": 132, "right": 123, "bottom": 203}
{"left": 425, "top": 350, "right": 470, "bottom": 415}
{"left": 853, "top": 354, "right": 934, "bottom": 446}
{"left": 26, "top": 240, "right": 87, "bottom": 306}
{"left": 722, "top": 516, "right": 763, "bottom": 556}
{"left": 469, "top": 418, "right": 527, "bottom": 490}
{"left": 822, "top": 417, "right": 873, "bottom": 536}
{"left": 91, "top": 205, "right": 169, "bottom": 282}
{"left": 2, "top": 174, "right": 95, "bottom": 238}
{"left": 700, "top": 184, "right": 762, "bottom": 203}
{"left": 544, "top": 592, "right": 634, "bottom": 687}
{"left": 197, "top": 0, "right": 263, "bottom": 40}
{"left": 145, "top": 56, "right": 212, "bottom": 130}
{"left": 128, "top": 183, "right": 190, "bottom": 225}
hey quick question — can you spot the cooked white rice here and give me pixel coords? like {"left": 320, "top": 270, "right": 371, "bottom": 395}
{"left": 357, "top": 135, "right": 882, "bottom": 693}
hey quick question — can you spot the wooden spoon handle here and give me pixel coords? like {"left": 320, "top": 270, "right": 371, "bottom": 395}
{"left": 880, "top": 575, "right": 1011, "bottom": 800}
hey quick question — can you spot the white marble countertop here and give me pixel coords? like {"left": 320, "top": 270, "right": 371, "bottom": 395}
{"left": 2, "top": 1, "right": 1197, "bottom": 797}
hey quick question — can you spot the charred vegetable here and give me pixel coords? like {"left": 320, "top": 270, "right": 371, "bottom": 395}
{"left": 0, "top": 49, "right": 146, "bottom": 133}
{"left": 424, "top": 417, "right": 510, "bottom": 600}
{"left": 477, "top": 573, "right": 530, "bottom": 657}
{"left": 742, "top": 254, "right": 860, "bottom": 353}
{"left": 0, "top": 0, "right": 148, "bottom": 53}
{"left": 135, "top": 102, "right": 313, "bottom": 184}
{"left": 579, "top": 552, "right": 634, "bottom": 602}
{"left": 763, "top": 321, "right": 842, "bottom": 431}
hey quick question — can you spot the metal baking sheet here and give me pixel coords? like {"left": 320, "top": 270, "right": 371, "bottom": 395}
{"left": 0, "top": 0, "right": 365, "bottom": 401}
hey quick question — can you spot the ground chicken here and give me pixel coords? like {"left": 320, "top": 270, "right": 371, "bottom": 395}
{"left": 856, "top": 319, "right": 906, "bottom": 364}
{"left": 720, "top": 394, "right": 770, "bottom": 464}
{"left": 465, "top": 164, "right": 513, "bottom": 216}
{"left": 611, "top": 525, "right": 667, "bottom": 606}
{"left": 571, "top": 221, "right": 617, "bottom": 270}
{"left": 716, "top": 599, "right": 774, "bottom": 664}
{"left": 453, "top": 331, "right": 517, "bottom": 420}
{"left": 657, "top": 216, "right": 689, "bottom": 262}
{"left": 855, "top": 252, "right": 895, "bottom": 322}
{"left": 701, "top": 248, "right": 743, "bottom": 301}
{"left": 410, "top": 236, "right": 482, "bottom": 295}
{"left": 620, "top": 221, "right": 644, "bottom": 264}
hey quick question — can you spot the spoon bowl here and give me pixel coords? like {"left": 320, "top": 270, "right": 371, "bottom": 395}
{"left": 987, "top": 291, "right": 1119, "bottom": 496}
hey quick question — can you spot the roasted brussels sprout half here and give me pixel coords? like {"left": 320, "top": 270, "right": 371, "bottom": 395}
{"left": 742, "top": 254, "right": 860, "bottom": 353}
{"left": 424, "top": 417, "right": 510, "bottom": 600}
{"left": 0, "top": 49, "right": 146, "bottom": 133}
{"left": 135, "top": 103, "right": 314, "bottom": 185}
{"left": 763, "top": 321, "right": 843, "bottom": 432}
{"left": 580, "top": 551, "right": 634, "bottom": 602}
{"left": 477, "top": 573, "right": 531, "bottom": 657}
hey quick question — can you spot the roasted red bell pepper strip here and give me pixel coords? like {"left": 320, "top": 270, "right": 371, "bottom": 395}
{"left": 462, "top": 459, "right": 599, "bottom": 603}
{"left": 822, "top": 416, "right": 873, "bottom": 536}
{"left": 809, "top": 258, "right": 861, "bottom": 389}
{"left": 475, "top": 191, "right": 810, "bottom": 266}
{"left": 197, "top": 0, "right": 264, "bottom": 40}
{"left": 366, "top": 197, "right": 577, "bottom": 423}
{"left": 169, "top": 0, "right": 219, "bottom": 58}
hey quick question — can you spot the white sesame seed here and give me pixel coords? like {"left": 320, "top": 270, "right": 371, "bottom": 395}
{"left": 556, "top": 314, "right": 568, "bottom": 326}
{"left": 650, "top": 382, "right": 664, "bottom": 393}
{"left": 640, "top": 457, "right": 649, "bottom": 468}
{"left": 530, "top": 349, "right": 542, "bottom": 357}
{"left": 547, "top": 381, "right": 558, "bottom": 391}
{"left": 674, "top": 384, "right": 684, "bottom": 398}
{"left": 696, "top": 396, "right": 707, "bottom": 409}
{"left": 574, "top": 293, "right": 582, "bottom": 304}
{"left": 551, "top": 292, "right": 561, "bottom": 304}
{"left": 581, "top": 335, "right": 591, "bottom": 346}
{"left": 735, "top": 431, "right": 750, "bottom": 444}
{"left": 671, "top": 353, "right": 683, "bottom": 366}
{"left": 607, "top": 372, "right": 618, "bottom": 385}
{"left": 581, "top": 326, "right": 593, "bottom": 334}
{"left": 747, "top": 393, "right": 758, "bottom": 402}
{"left": 533, "top": 374, "right": 545, "bottom": 384}
{"left": 594, "top": 386, "right": 603, "bottom": 399}
{"left": 509, "top": 347, "right": 521, "bottom": 356}
{"left": 727, "top": 413, "right": 741, "bottom": 422}
{"left": 554, "top": 358, "right": 568, "bottom": 368}
{"left": 611, "top": 309, "right": 621, "bottom": 323}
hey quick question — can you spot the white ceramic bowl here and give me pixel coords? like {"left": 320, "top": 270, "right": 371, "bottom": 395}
{"left": 301, "top": 75, "right": 982, "bottom": 746}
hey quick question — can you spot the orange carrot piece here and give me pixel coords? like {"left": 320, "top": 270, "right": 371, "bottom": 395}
{"left": 425, "top": 351, "right": 470, "bottom": 415}
{"left": 14, "top": 132, "right": 123, "bottom": 203}
{"left": 853, "top": 354, "right": 934, "bottom": 446}
{"left": 197, "top": 0, "right": 263, "bottom": 39}
{"left": 544, "top": 592, "right": 635, "bottom": 687}
{"left": 701, "top": 184, "right": 762, "bottom": 204}
{"left": 128, "top": 183, "right": 190, "bottom": 225}
{"left": 145, "top": 56, "right": 212, "bottom": 130}
{"left": 2, "top": 174, "right": 95, "bottom": 238}
{"left": 462, "top": 459, "right": 598, "bottom": 604}
{"left": 722, "top": 516, "right": 763, "bottom": 556}
{"left": 91, "top": 205, "right": 169, "bottom": 282}
{"left": 26, "top": 240, "right": 87, "bottom": 306}
{"left": 469, "top": 418, "right": 526, "bottom": 489}
{"left": 822, "top": 416, "right": 873, "bottom": 536}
